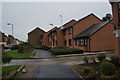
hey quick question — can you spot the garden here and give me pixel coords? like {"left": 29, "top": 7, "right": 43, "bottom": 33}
{"left": 3, "top": 42, "right": 34, "bottom": 59}
{"left": 72, "top": 54, "right": 120, "bottom": 80}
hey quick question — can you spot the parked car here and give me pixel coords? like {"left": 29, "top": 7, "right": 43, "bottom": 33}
{"left": 4, "top": 45, "right": 10, "bottom": 49}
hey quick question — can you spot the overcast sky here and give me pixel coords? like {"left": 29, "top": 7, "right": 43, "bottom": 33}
{"left": 1, "top": 2, "right": 112, "bottom": 41}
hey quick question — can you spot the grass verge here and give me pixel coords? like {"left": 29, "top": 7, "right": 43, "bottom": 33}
{"left": 7, "top": 50, "right": 32, "bottom": 58}
{"left": 2, "top": 65, "right": 21, "bottom": 77}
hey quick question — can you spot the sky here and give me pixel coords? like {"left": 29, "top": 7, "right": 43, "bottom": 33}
{"left": 1, "top": 1, "right": 112, "bottom": 41}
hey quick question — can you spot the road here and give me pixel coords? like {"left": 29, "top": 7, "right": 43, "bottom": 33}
{"left": 34, "top": 49, "right": 54, "bottom": 58}
{"left": 33, "top": 64, "right": 81, "bottom": 78}
{"left": 8, "top": 49, "right": 114, "bottom": 79}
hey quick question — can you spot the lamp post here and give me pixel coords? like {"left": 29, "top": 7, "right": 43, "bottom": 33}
{"left": 49, "top": 23, "right": 54, "bottom": 51}
{"left": 7, "top": 23, "right": 14, "bottom": 45}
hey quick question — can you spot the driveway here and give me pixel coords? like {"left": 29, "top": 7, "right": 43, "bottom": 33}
{"left": 33, "top": 64, "right": 82, "bottom": 79}
{"left": 34, "top": 49, "right": 54, "bottom": 58}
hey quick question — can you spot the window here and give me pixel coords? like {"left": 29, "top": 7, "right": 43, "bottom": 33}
{"left": 69, "top": 39, "right": 72, "bottom": 46}
{"left": 63, "top": 31, "right": 66, "bottom": 35}
{"left": 68, "top": 28, "right": 72, "bottom": 34}
{"left": 40, "top": 35, "right": 43, "bottom": 39}
{"left": 64, "top": 40, "right": 67, "bottom": 45}
{"left": 78, "top": 38, "right": 87, "bottom": 46}
{"left": 75, "top": 40, "right": 78, "bottom": 45}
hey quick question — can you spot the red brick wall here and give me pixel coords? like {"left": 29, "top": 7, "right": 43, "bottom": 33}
{"left": 43, "top": 33, "right": 49, "bottom": 46}
{"left": 89, "top": 23, "right": 115, "bottom": 52}
{"left": 57, "top": 29, "right": 65, "bottom": 47}
{"left": 28, "top": 28, "right": 45, "bottom": 47}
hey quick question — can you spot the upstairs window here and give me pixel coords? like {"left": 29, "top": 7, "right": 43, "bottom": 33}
{"left": 40, "top": 35, "right": 43, "bottom": 39}
{"left": 68, "top": 28, "right": 72, "bottom": 34}
{"left": 63, "top": 31, "right": 66, "bottom": 35}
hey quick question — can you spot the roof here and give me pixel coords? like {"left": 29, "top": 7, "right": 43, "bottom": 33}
{"left": 28, "top": 27, "right": 46, "bottom": 34}
{"left": 62, "top": 13, "right": 102, "bottom": 30}
{"left": 61, "top": 19, "right": 76, "bottom": 29}
{"left": 46, "top": 27, "right": 58, "bottom": 34}
{"left": 74, "top": 20, "right": 111, "bottom": 39}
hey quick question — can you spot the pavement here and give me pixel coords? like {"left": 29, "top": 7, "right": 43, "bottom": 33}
{"left": 14, "top": 65, "right": 38, "bottom": 78}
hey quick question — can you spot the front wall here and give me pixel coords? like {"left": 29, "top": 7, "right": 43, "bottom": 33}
{"left": 89, "top": 23, "right": 115, "bottom": 52}
{"left": 28, "top": 29, "right": 45, "bottom": 47}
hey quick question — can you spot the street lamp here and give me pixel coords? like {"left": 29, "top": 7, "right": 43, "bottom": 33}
{"left": 7, "top": 23, "right": 14, "bottom": 45}
{"left": 49, "top": 23, "right": 54, "bottom": 51}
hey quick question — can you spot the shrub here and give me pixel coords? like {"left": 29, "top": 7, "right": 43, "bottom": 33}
{"left": 83, "top": 56, "right": 89, "bottom": 64}
{"left": 84, "top": 67, "right": 97, "bottom": 79}
{"left": 35, "top": 46, "right": 51, "bottom": 50}
{"left": 50, "top": 47, "right": 83, "bottom": 55}
{"left": 97, "top": 54, "right": 106, "bottom": 62}
{"left": 84, "top": 67, "right": 92, "bottom": 74}
{"left": 52, "top": 49, "right": 68, "bottom": 55}
{"left": 110, "top": 56, "right": 120, "bottom": 66}
{"left": 2, "top": 52, "right": 12, "bottom": 64}
{"left": 10, "top": 45, "right": 19, "bottom": 50}
{"left": 18, "top": 45, "right": 25, "bottom": 53}
{"left": 88, "top": 69, "right": 97, "bottom": 79}
{"left": 100, "top": 75, "right": 116, "bottom": 80}
{"left": 100, "top": 62, "right": 116, "bottom": 75}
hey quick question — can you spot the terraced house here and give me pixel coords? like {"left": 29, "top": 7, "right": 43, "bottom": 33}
{"left": 28, "top": 13, "right": 115, "bottom": 52}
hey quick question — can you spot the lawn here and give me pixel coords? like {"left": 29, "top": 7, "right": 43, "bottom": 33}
{"left": 2, "top": 65, "right": 21, "bottom": 77}
{"left": 7, "top": 50, "right": 32, "bottom": 58}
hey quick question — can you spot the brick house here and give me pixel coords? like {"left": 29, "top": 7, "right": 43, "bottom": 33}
{"left": 43, "top": 19, "right": 76, "bottom": 47}
{"left": 0, "top": 31, "right": 7, "bottom": 49}
{"left": 7, "top": 35, "right": 15, "bottom": 45}
{"left": 28, "top": 27, "right": 46, "bottom": 47}
{"left": 74, "top": 20, "right": 115, "bottom": 52}
{"left": 62, "top": 13, "right": 102, "bottom": 49}
{"left": 109, "top": 1, "right": 120, "bottom": 57}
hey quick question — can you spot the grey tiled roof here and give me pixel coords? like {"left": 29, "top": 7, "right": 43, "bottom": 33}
{"left": 74, "top": 20, "right": 111, "bottom": 39}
